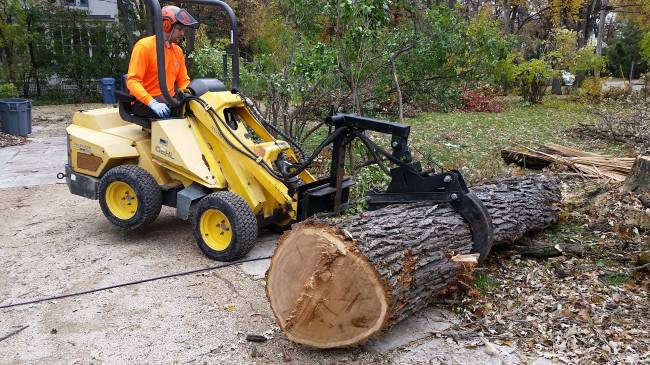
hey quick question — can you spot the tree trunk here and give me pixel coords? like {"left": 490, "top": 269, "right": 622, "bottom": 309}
{"left": 552, "top": 78, "right": 562, "bottom": 95}
{"left": 389, "top": 46, "right": 412, "bottom": 123}
{"left": 117, "top": 0, "right": 136, "bottom": 50}
{"left": 595, "top": 0, "right": 608, "bottom": 78}
{"left": 266, "top": 175, "right": 561, "bottom": 348}
{"left": 575, "top": 71, "right": 586, "bottom": 87}
{"left": 512, "top": 243, "right": 584, "bottom": 258}
{"left": 622, "top": 156, "right": 650, "bottom": 195}
{"left": 501, "top": 0, "right": 512, "bottom": 34}
{"left": 580, "top": 0, "right": 598, "bottom": 47}
{"left": 389, "top": 58, "right": 403, "bottom": 123}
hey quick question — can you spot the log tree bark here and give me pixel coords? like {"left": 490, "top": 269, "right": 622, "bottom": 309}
{"left": 622, "top": 155, "right": 650, "bottom": 207}
{"left": 622, "top": 156, "right": 650, "bottom": 194}
{"left": 266, "top": 175, "right": 561, "bottom": 348}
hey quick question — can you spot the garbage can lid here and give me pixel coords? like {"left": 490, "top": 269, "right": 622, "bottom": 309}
{"left": 101, "top": 77, "right": 116, "bottom": 84}
{"left": 0, "top": 98, "right": 31, "bottom": 104}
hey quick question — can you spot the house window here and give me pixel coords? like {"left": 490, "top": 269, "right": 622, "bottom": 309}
{"left": 79, "top": 0, "right": 88, "bottom": 6}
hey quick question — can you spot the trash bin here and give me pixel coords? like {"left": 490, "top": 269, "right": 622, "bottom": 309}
{"left": 100, "top": 77, "right": 116, "bottom": 104}
{"left": 0, "top": 98, "right": 32, "bottom": 136}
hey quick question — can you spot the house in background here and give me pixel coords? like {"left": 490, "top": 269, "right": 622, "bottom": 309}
{"left": 61, "top": 0, "right": 118, "bottom": 20}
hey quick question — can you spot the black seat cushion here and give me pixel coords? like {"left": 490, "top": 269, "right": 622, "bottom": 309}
{"left": 187, "top": 79, "right": 227, "bottom": 97}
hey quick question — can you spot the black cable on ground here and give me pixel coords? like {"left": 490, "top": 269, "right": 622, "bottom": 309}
{"left": 0, "top": 255, "right": 272, "bottom": 310}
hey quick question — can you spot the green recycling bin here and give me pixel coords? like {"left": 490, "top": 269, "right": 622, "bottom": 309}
{"left": 0, "top": 98, "right": 32, "bottom": 136}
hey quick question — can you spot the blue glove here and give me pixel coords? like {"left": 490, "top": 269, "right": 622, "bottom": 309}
{"left": 148, "top": 99, "right": 171, "bottom": 118}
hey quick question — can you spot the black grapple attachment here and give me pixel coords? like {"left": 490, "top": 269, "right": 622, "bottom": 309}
{"left": 297, "top": 113, "right": 494, "bottom": 263}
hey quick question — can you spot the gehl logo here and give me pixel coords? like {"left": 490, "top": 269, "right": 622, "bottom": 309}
{"left": 155, "top": 138, "right": 175, "bottom": 160}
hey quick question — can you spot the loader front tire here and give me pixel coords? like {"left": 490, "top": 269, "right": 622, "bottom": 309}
{"left": 98, "top": 165, "right": 162, "bottom": 230}
{"left": 193, "top": 192, "right": 258, "bottom": 262}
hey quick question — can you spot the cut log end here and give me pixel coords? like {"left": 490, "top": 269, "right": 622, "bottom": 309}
{"left": 266, "top": 223, "right": 391, "bottom": 348}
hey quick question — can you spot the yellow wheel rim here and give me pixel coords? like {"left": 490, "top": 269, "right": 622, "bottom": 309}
{"left": 105, "top": 181, "right": 138, "bottom": 220}
{"left": 199, "top": 208, "right": 232, "bottom": 251}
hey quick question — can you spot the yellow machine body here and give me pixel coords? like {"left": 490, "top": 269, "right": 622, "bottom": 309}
{"left": 66, "top": 90, "right": 315, "bottom": 224}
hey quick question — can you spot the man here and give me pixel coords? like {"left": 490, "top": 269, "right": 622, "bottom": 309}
{"left": 127, "top": 5, "right": 198, "bottom": 119}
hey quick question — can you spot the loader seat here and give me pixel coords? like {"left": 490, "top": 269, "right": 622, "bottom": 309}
{"left": 187, "top": 78, "right": 227, "bottom": 97}
{"left": 115, "top": 74, "right": 153, "bottom": 129}
{"left": 114, "top": 77, "right": 227, "bottom": 129}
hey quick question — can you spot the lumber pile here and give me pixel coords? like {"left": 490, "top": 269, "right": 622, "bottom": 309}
{"left": 266, "top": 175, "right": 561, "bottom": 348}
{"left": 502, "top": 143, "right": 636, "bottom": 182}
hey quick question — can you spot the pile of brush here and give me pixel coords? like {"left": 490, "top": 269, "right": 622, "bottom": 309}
{"left": 0, "top": 132, "right": 27, "bottom": 148}
{"left": 501, "top": 143, "right": 636, "bottom": 182}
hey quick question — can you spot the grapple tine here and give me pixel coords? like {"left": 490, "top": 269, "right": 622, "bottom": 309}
{"left": 450, "top": 191, "right": 494, "bottom": 264}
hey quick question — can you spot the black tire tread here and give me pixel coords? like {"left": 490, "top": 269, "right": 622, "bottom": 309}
{"left": 193, "top": 191, "right": 258, "bottom": 261}
{"left": 98, "top": 165, "right": 162, "bottom": 230}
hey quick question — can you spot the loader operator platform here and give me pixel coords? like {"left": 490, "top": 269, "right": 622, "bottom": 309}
{"left": 127, "top": 5, "right": 198, "bottom": 119}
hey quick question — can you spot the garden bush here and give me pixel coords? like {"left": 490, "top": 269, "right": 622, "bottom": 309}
{"left": 0, "top": 83, "right": 19, "bottom": 98}
{"left": 459, "top": 85, "right": 504, "bottom": 112}
{"left": 515, "top": 59, "right": 557, "bottom": 104}
{"left": 580, "top": 77, "right": 603, "bottom": 101}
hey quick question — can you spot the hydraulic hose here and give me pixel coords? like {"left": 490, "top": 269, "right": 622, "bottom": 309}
{"left": 239, "top": 95, "right": 307, "bottom": 162}
{"left": 181, "top": 95, "right": 345, "bottom": 183}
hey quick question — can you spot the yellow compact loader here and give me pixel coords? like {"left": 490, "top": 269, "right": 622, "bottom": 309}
{"left": 63, "top": 0, "right": 494, "bottom": 263}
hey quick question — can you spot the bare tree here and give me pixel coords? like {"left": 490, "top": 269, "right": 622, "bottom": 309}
{"left": 595, "top": 0, "right": 608, "bottom": 78}
{"left": 116, "top": 0, "right": 136, "bottom": 49}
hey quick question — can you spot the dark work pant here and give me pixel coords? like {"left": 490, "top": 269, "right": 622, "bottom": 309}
{"left": 132, "top": 96, "right": 178, "bottom": 119}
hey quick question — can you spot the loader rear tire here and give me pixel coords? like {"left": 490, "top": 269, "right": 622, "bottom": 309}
{"left": 98, "top": 165, "right": 162, "bottom": 230}
{"left": 193, "top": 192, "right": 258, "bottom": 262}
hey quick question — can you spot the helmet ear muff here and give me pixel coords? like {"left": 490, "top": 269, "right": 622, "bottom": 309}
{"left": 163, "top": 18, "right": 173, "bottom": 33}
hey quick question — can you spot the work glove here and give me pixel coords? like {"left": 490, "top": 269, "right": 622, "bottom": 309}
{"left": 148, "top": 99, "right": 171, "bottom": 118}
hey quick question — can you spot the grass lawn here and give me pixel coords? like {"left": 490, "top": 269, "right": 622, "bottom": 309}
{"left": 403, "top": 96, "right": 619, "bottom": 183}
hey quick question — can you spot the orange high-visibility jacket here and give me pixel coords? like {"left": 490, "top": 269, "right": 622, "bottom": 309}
{"left": 127, "top": 35, "right": 190, "bottom": 105}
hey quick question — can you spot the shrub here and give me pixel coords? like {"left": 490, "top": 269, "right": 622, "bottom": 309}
{"left": 580, "top": 77, "right": 603, "bottom": 101}
{"left": 494, "top": 52, "right": 519, "bottom": 93}
{"left": 43, "top": 88, "right": 73, "bottom": 103}
{"left": 514, "top": 59, "right": 558, "bottom": 104}
{"left": 350, "top": 164, "right": 391, "bottom": 212}
{"left": 0, "top": 83, "right": 20, "bottom": 98}
{"left": 459, "top": 86, "right": 504, "bottom": 112}
{"left": 189, "top": 46, "right": 227, "bottom": 80}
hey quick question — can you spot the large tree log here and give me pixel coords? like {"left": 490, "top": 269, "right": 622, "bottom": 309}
{"left": 266, "top": 175, "right": 561, "bottom": 348}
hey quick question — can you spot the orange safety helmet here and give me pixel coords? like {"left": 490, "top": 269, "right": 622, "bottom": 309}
{"left": 161, "top": 5, "right": 198, "bottom": 33}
